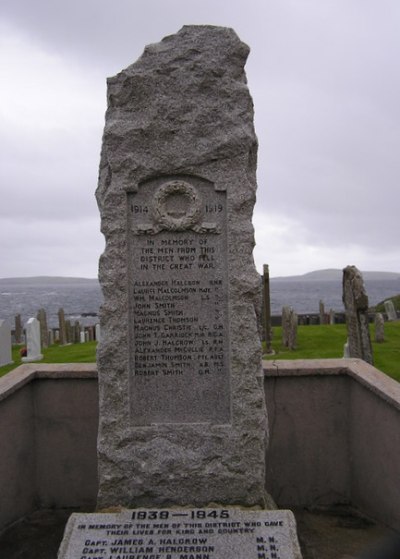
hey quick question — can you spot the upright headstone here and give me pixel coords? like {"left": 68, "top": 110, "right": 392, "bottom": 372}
{"left": 58, "top": 308, "right": 67, "bottom": 345}
{"left": 319, "top": 300, "right": 325, "bottom": 325}
{"left": 36, "top": 308, "right": 49, "bottom": 349}
{"left": 374, "top": 312, "right": 385, "bottom": 343}
{"left": 342, "top": 265, "right": 373, "bottom": 365}
{"left": 384, "top": 300, "right": 397, "bottom": 321}
{"left": 48, "top": 329, "right": 54, "bottom": 346}
{"left": 288, "top": 309, "right": 298, "bottom": 350}
{"left": 65, "top": 320, "right": 72, "bottom": 344}
{"left": 0, "top": 320, "right": 13, "bottom": 367}
{"left": 87, "top": 326, "right": 95, "bottom": 341}
{"left": 282, "top": 305, "right": 291, "bottom": 347}
{"left": 74, "top": 321, "right": 81, "bottom": 344}
{"left": 96, "top": 26, "right": 271, "bottom": 509}
{"left": 329, "top": 308, "right": 335, "bottom": 325}
{"left": 14, "top": 314, "right": 23, "bottom": 344}
{"left": 95, "top": 323, "right": 101, "bottom": 342}
{"left": 22, "top": 318, "right": 43, "bottom": 362}
{"left": 262, "top": 264, "right": 273, "bottom": 353}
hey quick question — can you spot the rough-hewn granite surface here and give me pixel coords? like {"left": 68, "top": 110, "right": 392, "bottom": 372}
{"left": 96, "top": 25, "right": 270, "bottom": 509}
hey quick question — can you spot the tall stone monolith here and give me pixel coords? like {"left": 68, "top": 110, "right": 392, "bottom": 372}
{"left": 374, "top": 312, "right": 385, "bottom": 343}
{"left": 342, "top": 265, "right": 373, "bottom": 364}
{"left": 96, "top": 26, "right": 271, "bottom": 509}
{"left": 37, "top": 308, "right": 49, "bottom": 348}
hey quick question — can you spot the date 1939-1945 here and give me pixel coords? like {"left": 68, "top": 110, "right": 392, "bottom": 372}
{"left": 131, "top": 510, "right": 230, "bottom": 520}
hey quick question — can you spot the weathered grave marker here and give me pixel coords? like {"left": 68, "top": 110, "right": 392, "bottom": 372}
{"left": 0, "top": 320, "right": 13, "bottom": 367}
{"left": 342, "top": 265, "right": 373, "bottom": 364}
{"left": 282, "top": 306, "right": 297, "bottom": 350}
{"left": 384, "top": 300, "right": 397, "bottom": 321}
{"left": 288, "top": 309, "right": 298, "bottom": 350}
{"left": 262, "top": 264, "right": 273, "bottom": 353}
{"left": 48, "top": 329, "right": 54, "bottom": 346}
{"left": 58, "top": 308, "right": 67, "bottom": 345}
{"left": 95, "top": 25, "right": 271, "bottom": 509}
{"left": 282, "top": 306, "right": 291, "bottom": 347}
{"left": 74, "top": 321, "right": 80, "bottom": 344}
{"left": 22, "top": 317, "right": 43, "bottom": 362}
{"left": 36, "top": 308, "right": 49, "bottom": 349}
{"left": 14, "top": 314, "right": 23, "bottom": 344}
{"left": 374, "top": 313, "right": 385, "bottom": 343}
{"left": 65, "top": 320, "right": 72, "bottom": 344}
{"left": 319, "top": 299, "right": 325, "bottom": 325}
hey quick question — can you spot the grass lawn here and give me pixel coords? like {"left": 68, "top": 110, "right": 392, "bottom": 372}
{"left": 1, "top": 323, "right": 399, "bottom": 383}
{"left": 0, "top": 341, "right": 97, "bottom": 378}
{"left": 263, "top": 321, "right": 400, "bottom": 382}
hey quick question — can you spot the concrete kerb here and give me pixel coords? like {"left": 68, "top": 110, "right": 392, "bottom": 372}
{"left": 263, "top": 358, "right": 400, "bottom": 531}
{"left": 1, "top": 360, "right": 399, "bottom": 533}
{"left": 0, "top": 363, "right": 98, "bottom": 402}
{"left": 263, "top": 358, "right": 400, "bottom": 411}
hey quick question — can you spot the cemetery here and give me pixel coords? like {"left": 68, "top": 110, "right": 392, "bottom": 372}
{"left": 0, "top": 25, "right": 399, "bottom": 558}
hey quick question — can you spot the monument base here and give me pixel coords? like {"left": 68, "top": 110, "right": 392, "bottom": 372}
{"left": 58, "top": 507, "right": 302, "bottom": 559}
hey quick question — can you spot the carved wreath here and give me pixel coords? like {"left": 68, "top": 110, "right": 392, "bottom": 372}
{"left": 152, "top": 180, "right": 203, "bottom": 231}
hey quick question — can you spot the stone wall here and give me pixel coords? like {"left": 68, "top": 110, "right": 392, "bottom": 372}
{"left": 1, "top": 361, "right": 400, "bottom": 532}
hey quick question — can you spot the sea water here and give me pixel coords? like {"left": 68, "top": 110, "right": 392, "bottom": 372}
{"left": 270, "top": 278, "right": 400, "bottom": 315}
{"left": 0, "top": 277, "right": 399, "bottom": 328}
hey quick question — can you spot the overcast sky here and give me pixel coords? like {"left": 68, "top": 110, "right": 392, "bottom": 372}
{"left": 1, "top": 0, "right": 399, "bottom": 278}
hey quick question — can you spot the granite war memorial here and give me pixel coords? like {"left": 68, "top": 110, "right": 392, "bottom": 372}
{"left": 58, "top": 25, "right": 302, "bottom": 559}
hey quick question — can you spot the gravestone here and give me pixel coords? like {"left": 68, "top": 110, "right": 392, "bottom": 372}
{"left": 374, "top": 313, "right": 385, "bottom": 343}
{"left": 329, "top": 309, "right": 335, "bottom": 325}
{"left": 282, "top": 306, "right": 297, "bottom": 350}
{"left": 384, "top": 300, "right": 397, "bottom": 321}
{"left": 14, "top": 314, "right": 23, "bottom": 344}
{"left": 65, "top": 320, "right": 72, "bottom": 344}
{"left": 319, "top": 300, "right": 325, "bottom": 325}
{"left": 22, "top": 318, "right": 43, "bottom": 362}
{"left": 262, "top": 264, "right": 273, "bottom": 353}
{"left": 36, "top": 308, "right": 49, "bottom": 348}
{"left": 282, "top": 306, "right": 291, "bottom": 347}
{"left": 288, "top": 310, "right": 298, "bottom": 350}
{"left": 0, "top": 320, "right": 13, "bottom": 367}
{"left": 95, "top": 25, "right": 271, "bottom": 510}
{"left": 48, "top": 329, "right": 54, "bottom": 346}
{"left": 74, "top": 321, "right": 81, "bottom": 343}
{"left": 58, "top": 308, "right": 67, "bottom": 345}
{"left": 342, "top": 265, "right": 373, "bottom": 364}
{"left": 95, "top": 323, "right": 101, "bottom": 342}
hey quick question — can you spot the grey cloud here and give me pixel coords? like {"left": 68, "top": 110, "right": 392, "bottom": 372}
{"left": 1, "top": 0, "right": 399, "bottom": 276}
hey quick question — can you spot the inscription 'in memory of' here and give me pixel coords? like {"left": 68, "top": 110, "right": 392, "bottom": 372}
{"left": 128, "top": 177, "right": 231, "bottom": 426}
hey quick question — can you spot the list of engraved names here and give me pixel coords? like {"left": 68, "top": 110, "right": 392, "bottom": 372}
{"left": 128, "top": 178, "right": 231, "bottom": 425}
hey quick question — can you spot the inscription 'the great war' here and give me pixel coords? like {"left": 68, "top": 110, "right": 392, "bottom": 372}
{"left": 128, "top": 176, "right": 231, "bottom": 425}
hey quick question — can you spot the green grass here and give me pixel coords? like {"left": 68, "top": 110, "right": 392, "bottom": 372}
{"left": 2, "top": 323, "right": 399, "bottom": 383}
{"left": 0, "top": 341, "right": 97, "bottom": 378}
{"left": 263, "top": 322, "right": 400, "bottom": 382}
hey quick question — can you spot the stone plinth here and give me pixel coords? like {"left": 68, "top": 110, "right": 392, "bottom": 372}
{"left": 58, "top": 509, "right": 302, "bottom": 559}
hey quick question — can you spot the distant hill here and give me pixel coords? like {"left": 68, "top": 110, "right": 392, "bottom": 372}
{"left": 271, "top": 269, "right": 400, "bottom": 281}
{"left": 0, "top": 276, "right": 98, "bottom": 285}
